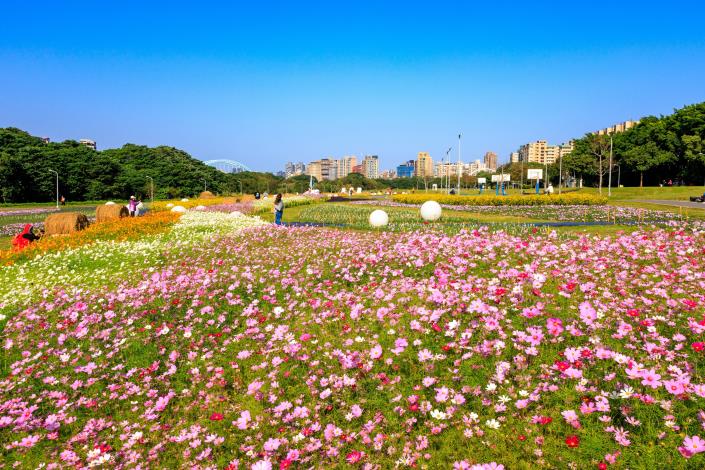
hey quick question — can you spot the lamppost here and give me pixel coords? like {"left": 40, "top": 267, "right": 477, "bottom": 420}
{"left": 558, "top": 155, "right": 563, "bottom": 194}
{"left": 237, "top": 180, "right": 242, "bottom": 195}
{"left": 146, "top": 176, "right": 154, "bottom": 204}
{"left": 457, "top": 133, "right": 462, "bottom": 194}
{"left": 202, "top": 178, "right": 207, "bottom": 192}
{"left": 608, "top": 135, "right": 613, "bottom": 197}
{"left": 445, "top": 147, "right": 452, "bottom": 194}
{"left": 699, "top": 153, "right": 705, "bottom": 186}
{"left": 615, "top": 164, "right": 621, "bottom": 190}
{"left": 48, "top": 169, "right": 59, "bottom": 209}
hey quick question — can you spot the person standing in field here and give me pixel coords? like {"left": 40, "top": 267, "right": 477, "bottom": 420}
{"left": 273, "top": 193, "right": 284, "bottom": 225}
{"left": 128, "top": 196, "right": 138, "bottom": 217}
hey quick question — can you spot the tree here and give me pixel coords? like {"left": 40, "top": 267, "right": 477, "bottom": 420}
{"left": 622, "top": 142, "right": 675, "bottom": 187}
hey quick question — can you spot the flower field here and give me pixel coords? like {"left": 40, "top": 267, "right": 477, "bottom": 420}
{"left": 2, "top": 204, "right": 705, "bottom": 469}
{"left": 351, "top": 200, "right": 687, "bottom": 224}
{"left": 392, "top": 193, "right": 608, "bottom": 206}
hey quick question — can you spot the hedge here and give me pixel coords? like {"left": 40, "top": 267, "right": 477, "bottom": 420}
{"left": 391, "top": 193, "right": 608, "bottom": 206}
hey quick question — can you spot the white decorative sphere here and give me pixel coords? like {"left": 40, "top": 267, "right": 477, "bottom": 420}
{"left": 369, "top": 209, "right": 389, "bottom": 227}
{"left": 420, "top": 200, "right": 442, "bottom": 221}
{"left": 193, "top": 205, "right": 207, "bottom": 211}
{"left": 166, "top": 203, "right": 174, "bottom": 208}
{"left": 171, "top": 205, "right": 187, "bottom": 213}
{"left": 181, "top": 198, "right": 189, "bottom": 202}
{"left": 229, "top": 210, "right": 244, "bottom": 217}
{"left": 105, "top": 201, "right": 115, "bottom": 205}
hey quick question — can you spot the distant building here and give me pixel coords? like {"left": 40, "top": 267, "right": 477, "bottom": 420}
{"left": 80, "top": 139, "right": 96, "bottom": 150}
{"left": 41, "top": 137, "right": 50, "bottom": 144}
{"left": 483, "top": 151, "right": 498, "bottom": 171}
{"left": 558, "top": 141, "right": 574, "bottom": 160}
{"left": 306, "top": 161, "right": 322, "bottom": 182}
{"left": 434, "top": 161, "right": 463, "bottom": 178}
{"left": 362, "top": 155, "right": 379, "bottom": 179}
{"left": 415, "top": 152, "right": 434, "bottom": 178}
{"left": 320, "top": 158, "right": 338, "bottom": 180}
{"left": 396, "top": 160, "right": 415, "bottom": 178}
{"left": 596, "top": 120, "right": 639, "bottom": 135}
{"left": 338, "top": 156, "right": 357, "bottom": 178}
{"left": 466, "top": 159, "right": 488, "bottom": 176}
{"left": 285, "top": 161, "right": 306, "bottom": 177}
{"left": 517, "top": 140, "right": 560, "bottom": 164}
{"left": 352, "top": 164, "right": 364, "bottom": 175}
{"left": 510, "top": 152, "right": 520, "bottom": 163}
{"left": 379, "top": 169, "right": 396, "bottom": 179}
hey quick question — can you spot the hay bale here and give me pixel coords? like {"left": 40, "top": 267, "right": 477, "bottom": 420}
{"left": 45, "top": 213, "right": 90, "bottom": 235}
{"left": 200, "top": 191, "right": 215, "bottom": 199}
{"left": 96, "top": 204, "right": 129, "bottom": 222}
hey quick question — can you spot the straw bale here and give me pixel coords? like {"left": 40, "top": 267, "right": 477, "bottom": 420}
{"left": 96, "top": 204, "right": 129, "bottom": 222}
{"left": 44, "top": 213, "right": 90, "bottom": 235}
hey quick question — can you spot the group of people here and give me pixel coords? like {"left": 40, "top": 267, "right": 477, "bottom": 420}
{"left": 128, "top": 196, "right": 144, "bottom": 216}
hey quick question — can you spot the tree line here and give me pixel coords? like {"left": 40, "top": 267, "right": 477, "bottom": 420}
{"left": 554, "top": 102, "right": 705, "bottom": 188}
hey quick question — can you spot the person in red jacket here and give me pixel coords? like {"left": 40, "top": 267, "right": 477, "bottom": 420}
{"left": 12, "top": 224, "right": 41, "bottom": 250}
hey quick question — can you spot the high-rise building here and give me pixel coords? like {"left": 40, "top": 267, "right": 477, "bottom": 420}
{"left": 362, "top": 155, "right": 379, "bottom": 179}
{"left": 379, "top": 169, "right": 396, "bottom": 179}
{"left": 415, "top": 152, "right": 433, "bottom": 178}
{"left": 284, "top": 161, "right": 306, "bottom": 177}
{"left": 338, "top": 156, "right": 357, "bottom": 178}
{"left": 306, "top": 161, "right": 322, "bottom": 182}
{"left": 483, "top": 151, "right": 498, "bottom": 171}
{"left": 510, "top": 152, "right": 520, "bottom": 163}
{"left": 80, "top": 139, "right": 96, "bottom": 150}
{"left": 396, "top": 160, "right": 415, "bottom": 178}
{"left": 320, "top": 158, "right": 338, "bottom": 180}
{"left": 352, "top": 164, "right": 364, "bottom": 175}
{"left": 558, "top": 141, "right": 574, "bottom": 159}
{"left": 517, "top": 140, "right": 560, "bottom": 164}
{"left": 596, "top": 120, "right": 639, "bottom": 135}
{"left": 434, "top": 161, "right": 463, "bottom": 178}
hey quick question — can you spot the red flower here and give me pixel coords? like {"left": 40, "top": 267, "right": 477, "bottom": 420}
{"left": 409, "top": 403, "right": 419, "bottom": 412}
{"left": 518, "top": 434, "right": 527, "bottom": 441}
{"left": 280, "top": 459, "right": 293, "bottom": 469}
{"left": 346, "top": 450, "right": 364, "bottom": 464}
{"left": 209, "top": 412, "right": 224, "bottom": 421}
{"left": 555, "top": 361, "right": 570, "bottom": 371}
{"left": 565, "top": 435, "right": 580, "bottom": 448}
{"left": 692, "top": 342, "right": 705, "bottom": 352}
{"left": 431, "top": 323, "right": 442, "bottom": 332}
{"left": 598, "top": 463, "right": 608, "bottom": 470}
{"left": 538, "top": 416, "right": 552, "bottom": 425}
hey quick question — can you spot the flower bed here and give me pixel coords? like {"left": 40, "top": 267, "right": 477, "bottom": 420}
{"left": 352, "top": 200, "right": 683, "bottom": 223}
{"left": 2, "top": 223, "right": 705, "bottom": 468}
{"left": 392, "top": 193, "right": 608, "bottom": 206}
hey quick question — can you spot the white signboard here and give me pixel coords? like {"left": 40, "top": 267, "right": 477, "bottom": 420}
{"left": 432, "top": 184, "right": 438, "bottom": 190}
{"left": 356, "top": 187, "right": 362, "bottom": 193}
{"left": 491, "top": 174, "right": 511, "bottom": 182}
{"left": 477, "top": 177, "right": 487, "bottom": 184}
{"left": 527, "top": 169, "right": 543, "bottom": 180}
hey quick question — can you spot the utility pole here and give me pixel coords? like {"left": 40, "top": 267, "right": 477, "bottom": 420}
{"left": 202, "top": 178, "right": 207, "bottom": 193}
{"left": 558, "top": 156, "right": 563, "bottom": 195}
{"left": 49, "top": 169, "right": 59, "bottom": 209}
{"left": 608, "top": 135, "right": 613, "bottom": 197}
{"left": 457, "top": 133, "right": 462, "bottom": 194}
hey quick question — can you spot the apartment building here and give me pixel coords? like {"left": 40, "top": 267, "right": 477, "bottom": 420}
{"left": 415, "top": 152, "right": 434, "bottom": 178}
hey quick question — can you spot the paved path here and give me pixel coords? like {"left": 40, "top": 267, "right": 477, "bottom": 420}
{"left": 635, "top": 199, "right": 705, "bottom": 209}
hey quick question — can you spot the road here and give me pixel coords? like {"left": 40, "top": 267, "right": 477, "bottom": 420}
{"left": 636, "top": 199, "right": 705, "bottom": 209}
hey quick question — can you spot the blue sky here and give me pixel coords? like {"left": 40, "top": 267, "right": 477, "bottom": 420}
{"left": 1, "top": 1, "right": 704, "bottom": 172}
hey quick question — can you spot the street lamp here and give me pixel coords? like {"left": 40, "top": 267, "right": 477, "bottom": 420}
{"left": 146, "top": 176, "right": 154, "bottom": 204}
{"left": 48, "top": 169, "right": 59, "bottom": 209}
{"left": 202, "top": 178, "right": 207, "bottom": 192}
{"left": 608, "top": 135, "right": 613, "bottom": 197}
{"left": 237, "top": 180, "right": 242, "bottom": 195}
{"left": 615, "top": 164, "right": 621, "bottom": 189}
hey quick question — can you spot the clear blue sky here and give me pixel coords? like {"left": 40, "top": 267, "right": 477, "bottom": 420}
{"left": 1, "top": 1, "right": 704, "bottom": 172}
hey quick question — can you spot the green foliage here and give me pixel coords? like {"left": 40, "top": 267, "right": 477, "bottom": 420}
{"left": 563, "top": 102, "right": 705, "bottom": 186}
{"left": 0, "top": 129, "right": 231, "bottom": 202}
